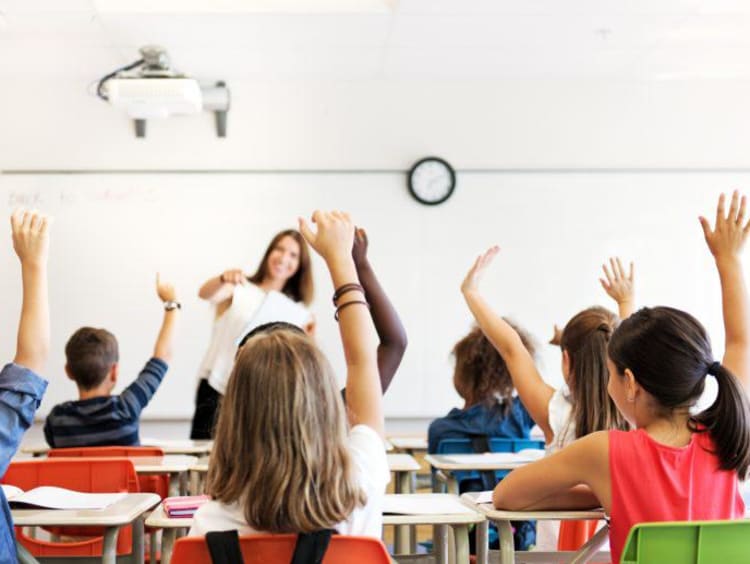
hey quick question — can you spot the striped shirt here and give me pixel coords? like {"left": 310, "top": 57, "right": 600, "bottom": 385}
{"left": 43, "top": 358, "right": 168, "bottom": 448}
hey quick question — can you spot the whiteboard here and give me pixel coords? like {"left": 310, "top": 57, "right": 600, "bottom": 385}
{"left": 0, "top": 171, "right": 740, "bottom": 419}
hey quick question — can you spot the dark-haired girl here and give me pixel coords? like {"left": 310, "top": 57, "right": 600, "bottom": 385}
{"left": 492, "top": 191, "right": 750, "bottom": 563}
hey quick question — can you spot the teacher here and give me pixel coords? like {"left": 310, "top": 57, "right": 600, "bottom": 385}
{"left": 190, "top": 229, "right": 314, "bottom": 439}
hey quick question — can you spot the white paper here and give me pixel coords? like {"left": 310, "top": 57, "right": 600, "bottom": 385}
{"left": 383, "top": 496, "right": 476, "bottom": 515}
{"left": 475, "top": 491, "right": 494, "bottom": 504}
{"left": 8, "top": 486, "right": 126, "bottom": 510}
{"left": 1, "top": 484, "right": 23, "bottom": 501}
{"left": 444, "top": 451, "right": 543, "bottom": 465}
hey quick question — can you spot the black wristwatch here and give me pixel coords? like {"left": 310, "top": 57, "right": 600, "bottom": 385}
{"left": 163, "top": 301, "right": 181, "bottom": 311}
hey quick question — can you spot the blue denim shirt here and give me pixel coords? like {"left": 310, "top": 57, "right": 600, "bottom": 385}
{"left": 0, "top": 363, "right": 47, "bottom": 564}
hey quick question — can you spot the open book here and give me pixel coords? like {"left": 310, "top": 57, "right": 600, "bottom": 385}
{"left": 2, "top": 485, "right": 126, "bottom": 510}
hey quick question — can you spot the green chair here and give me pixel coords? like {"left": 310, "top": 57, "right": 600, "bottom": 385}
{"left": 621, "top": 520, "right": 750, "bottom": 563}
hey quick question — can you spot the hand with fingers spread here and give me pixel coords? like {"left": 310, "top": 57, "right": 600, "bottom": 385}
{"left": 600, "top": 257, "right": 635, "bottom": 319}
{"left": 700, "top": 190, "right": 750, "bottom": 263}
{"left": 156, "top": 273, "right": 177, "bottom": 303}
{"left": 298, "top": 210, "right": 355, "bottom": 265}
{"left": 11, "top": 209, "right": 50, "bottom": 269}
{"left": 461, "top": 245, "right": 500, "bottom": 295}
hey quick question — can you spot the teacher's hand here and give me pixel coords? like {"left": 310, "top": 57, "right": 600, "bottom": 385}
{"left": 220, "top": 269, "right": 245, "bottom": 285}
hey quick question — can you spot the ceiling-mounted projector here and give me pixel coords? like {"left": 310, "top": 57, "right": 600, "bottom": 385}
{"left": 97, "top": 46, "right": 229, "bottom": 138}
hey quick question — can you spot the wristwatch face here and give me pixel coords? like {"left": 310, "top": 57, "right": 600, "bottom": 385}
{"left": 408, "top": 157, "right": 456, "bottom": 206}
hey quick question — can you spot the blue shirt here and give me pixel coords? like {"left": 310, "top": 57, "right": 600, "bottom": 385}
{"left": 43, "top": 358, "right": 167, "bottom": 448}
{"left": 427, "top": 396, "right": 535, "bottom": 453}
{"left": 0, "top": 363, "right": 48, "bottom": 564}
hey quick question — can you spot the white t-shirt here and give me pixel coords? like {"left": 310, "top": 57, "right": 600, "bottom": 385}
{"left": 189, "top": 425, "right": 390, "bottom": 539}
{"left": 546, "top": 385, "right": 575, "bottom": 453}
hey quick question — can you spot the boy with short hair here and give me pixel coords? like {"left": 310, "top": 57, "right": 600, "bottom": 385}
{"left": 44, "top": 275, "right": 180, "bottom": 448}
{"left": 0, "top": 209, "right": 52, "bottom": 561}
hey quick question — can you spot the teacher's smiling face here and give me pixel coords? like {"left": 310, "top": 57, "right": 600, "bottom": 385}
{"left": 265, "top": 235, "right": 301, "bottom": 283}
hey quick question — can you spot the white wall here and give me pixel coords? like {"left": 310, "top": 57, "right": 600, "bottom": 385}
{"left": 2, "top": 78, "right": 750, "bottom": 170}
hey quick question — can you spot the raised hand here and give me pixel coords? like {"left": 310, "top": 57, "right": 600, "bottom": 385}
{"left": 220, "top": 269, "right": 245, "bottom": 285}
{"left": 700, "top": 190, "right": 750, "bottom": 263}
{"left": 11, "top": 209, "right": 50, "bottom": 268}
{"left": 461, "top": 245, "right": 500, "bottom": 295}
{"left": 600, "top": 257, "right": 634, "bottom": 307}
{"left": 549, "top": 324, "right": 563, "bottom": 346}
{"left": 352, "top": 227, "right": 369, "bottom": 268}
{"left": 298, "top": 210, "right": 355, "bottom": 265}
{"left": 156, "top": 273, "right": 177, "bottom": 303}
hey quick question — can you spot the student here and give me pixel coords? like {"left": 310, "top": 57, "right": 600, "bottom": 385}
{"left": 492, "top": 191, "right": 750, "bottom": 564}
{"left": 43, "top": 275, "right": 179, "bottom": 448}
{"left": 190, "top": 210, "right": 388, "bottom": 539}
{"left": 427, "top": 323, "right": 536, "bottom": 454}
{"left": 0, "top": 210, "right": 51, "bottom": 562}
{"left": 461, "top": 249, "right": 631, "bottom": 452}
{"left": 191, "top": 229, "right": 314, "bottom": 440}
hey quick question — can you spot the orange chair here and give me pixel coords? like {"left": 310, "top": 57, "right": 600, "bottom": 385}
{"left": 48, "top": 446, "right": 170, "bottom": 499}
{"left": 1, "top": 458, "right": 139, "bottom": 557}
{"left": 557, "top": 519, "right": 600, "bottom": 551}
{"left": 171, "top": 534, "right": 391, "bottom": 564}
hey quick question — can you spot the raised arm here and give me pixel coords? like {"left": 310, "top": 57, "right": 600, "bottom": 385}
{"left": 600, "top": 257, "right": 635, "bottom": 319}
{"left": 300, "top": 211, "right": 383, "bottom": 437}
{"left": 700, "top": 190, "right": 750, "bottom": 388}
{"left": 352, "top": 227, "right": 407, "bottom": 394}
{"left": 461, "top": 246, "right": 555, "bottom": 441}
{"left": 12, "top": 210, "right": 50, "bottom": 373}
{"left": 198, "top": 269, "right": 244, "bottom": 303}
{"left": 153, "top": 274, "right": 180, "bottom": 363}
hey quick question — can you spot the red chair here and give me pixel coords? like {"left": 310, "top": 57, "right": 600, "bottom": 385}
{"left": 1, "top": 458, "right": 139, "bottom": 557}
{"left": 171, "top": 534, "right": 391, "bottom": 564}
{"left": 48, "top": 446, "right": 170, "bottom": 499}
{"left": 557, "top": 519, "right": 600, "bottom": 551}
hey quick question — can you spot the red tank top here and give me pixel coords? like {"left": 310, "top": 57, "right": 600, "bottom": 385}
{"left": 609, "top": 428, "right": 744, "bottom": 563}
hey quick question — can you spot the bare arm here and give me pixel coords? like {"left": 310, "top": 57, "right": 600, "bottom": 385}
{"left": 153, "top": 274, "right": 180, "bottom": 363}
{"left": 600, "top": 257, "right": 635, "bottom": 319}
{"left": 700, "top": 191, "right": 750, "bottom": 387}
{"left": 461, "top": 247, "right": 555, "bottom": 441}
{"left": 198, "top": 269, "right": 243, "bottom": 303}
{"left": 353, "top": 228, "right": 407, "bottom": 394}
{"left": 12, "top": 211, "right": 50, "bottom": 373}
{"left": 493, "top": 431, "right": 610, "bottom": 513}
{"left": 300, "top": 212, "right": 383, "bottom": 437}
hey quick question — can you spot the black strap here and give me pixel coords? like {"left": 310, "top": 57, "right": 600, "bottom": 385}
{"left": 205, "top": 529, "right": 335, "bottom": 564}
{"left": 469, "top": 435, "right": 497, "bottom": 491}
{"left": 206, "top": 530, "right": 244, "bottom": 564}
{"left": 291, "top": 530, "right": 335, "bottom": 564}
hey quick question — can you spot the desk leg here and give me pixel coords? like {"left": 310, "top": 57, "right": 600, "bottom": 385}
{"left": 570, "top": 524, "right": 610, "bottom": 564}
{"left": 434, "top": 524, "right": 449, "bottom": 564}
{"left": 132, "top": 516, "right": 145, "bottom": 564}
{"left": 16, "top": 542, "right": 38, "bottom": 564}
{"left": 102, "top": 526, "right": 121, "bottom": 564}
{"left": 496, "top": 520, "right": 514, "bottom": 564}
{"left": 393, "top": 471, "right": 410, "bottom": 554}
{"left": 190, "top": 470, "right": 200, "bottom": 495}
{"left": 454, "top": 525, "right": 469, "bottom": 564}
{"left": 448, "top": 475, "right": 458, "bottom": 496}
{"left": 475, "top": 520, "right": 489, "bottom": 564}
{"left": 168, "top": 473, "right": 180, "bottom": 497}
{"left": 162, "top": 528, "right": 177, "bottom": 564}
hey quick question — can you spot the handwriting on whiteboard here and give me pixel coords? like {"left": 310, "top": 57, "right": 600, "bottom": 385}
{"left": 7, "top": 187, "right": 159, "bottom": 207}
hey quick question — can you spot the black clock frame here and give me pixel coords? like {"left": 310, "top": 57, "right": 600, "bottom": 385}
{"left": 407, "top": 156, "right": 456, "bottom": 206}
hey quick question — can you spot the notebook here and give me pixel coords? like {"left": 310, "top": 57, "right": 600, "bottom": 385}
{"left": 163, "top": 495, "right": 211, "bottom": 518}
{"left": 1, "top": 485, "right": 126, "bottom": 510}
{"left": 383, "top": 495, "right": 477, "bottom": 515}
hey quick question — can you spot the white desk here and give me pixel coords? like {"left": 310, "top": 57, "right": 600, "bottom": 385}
{"left": 461, "top": 492, "right": 610, "bottom": 563}
{"left": 387, "top": 436, "right": 428, "bottom": 454}
{"left": 147, "top": 493, "right": 487, "bottom": 564}
{"left": 424, "top": 453, "right": 542, "bottom": 495}
{"left": 13, "top": 492, "right": 160, "bottom": 564}
{"left": 21, "top": 441, "right": 212, "bottom": 458}
{"left": 129, "top": 456, "right": 197, "bottom": 497}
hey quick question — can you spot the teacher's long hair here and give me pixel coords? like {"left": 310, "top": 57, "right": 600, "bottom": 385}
{"left": 206, "top": 329, "right": 366, "bottom": 533}
{"left": 248, "top": 229, "right": 314, "bottom": 305}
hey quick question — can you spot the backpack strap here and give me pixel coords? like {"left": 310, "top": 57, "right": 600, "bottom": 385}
{"left": 291, "top": 530, "right": 335, "bottom": 564}
{"left": 206, "top": 530, "right": 245, "bottom": 564}
{"left": 469, "top": 435, "right": 498, "bottom": 491}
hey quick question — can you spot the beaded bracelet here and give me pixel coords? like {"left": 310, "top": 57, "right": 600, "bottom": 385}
{"left": 334, "top": 300, "right": 370, "bottom": 321}
{"left": 332, "top": 283, "right": 364, "bottom": 305}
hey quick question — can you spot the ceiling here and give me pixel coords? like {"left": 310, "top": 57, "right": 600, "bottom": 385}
{"left": 1, "top": 0, "right": 750, "bottom": 82}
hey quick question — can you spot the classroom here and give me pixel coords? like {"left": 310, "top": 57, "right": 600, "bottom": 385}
{"left": 0, "top": 1, "right": 749, "bottom": 563}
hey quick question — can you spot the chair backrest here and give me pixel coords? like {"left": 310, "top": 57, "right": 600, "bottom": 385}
{"left": 621, "top": 520, "right": 750, "bottom": 564}
{"left": 436, "top": 437, "right": 545, "bottom": 490}
{"left": 171, "top": 534, "right": 391, "bottom": 564}
{"left": 48, "top": 446, "right": 169, "bottom": 498}
{"left": 1, "top": 458, "right": 139, "bottom": 557}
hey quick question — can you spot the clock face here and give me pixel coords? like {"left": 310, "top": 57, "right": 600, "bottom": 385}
{"left": 408, "top": 157, "right": 456, "bottom": 206}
